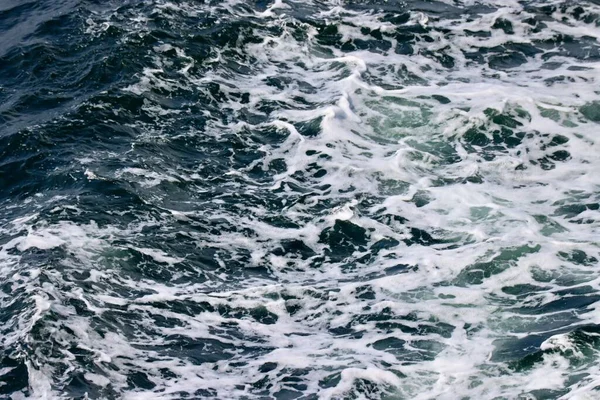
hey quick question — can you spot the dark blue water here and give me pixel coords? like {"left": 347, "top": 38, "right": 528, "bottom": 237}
{"left": 1, "top": 0, "right": 600, "bottom": 399}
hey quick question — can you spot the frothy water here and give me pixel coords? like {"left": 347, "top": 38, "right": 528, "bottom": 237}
{"left": 1, "top": 0, "right": 600, "bottom": 399}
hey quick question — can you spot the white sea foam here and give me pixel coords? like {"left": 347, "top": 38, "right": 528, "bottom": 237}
{"left": 6, "top": 0, "right": 599, "bottom": 398}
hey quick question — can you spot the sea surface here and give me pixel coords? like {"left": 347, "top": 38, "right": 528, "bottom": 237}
{"left": 1, "top": 0, "right": 600, "bottom": 399}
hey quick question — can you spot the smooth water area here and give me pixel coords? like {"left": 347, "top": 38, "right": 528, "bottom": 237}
{"left": 1, "top": 0, "right": 600, "bottom": 399}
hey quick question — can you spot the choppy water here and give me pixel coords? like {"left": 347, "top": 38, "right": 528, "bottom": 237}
{"left": 1, "top": 0, "right": 600, "bottom": 398}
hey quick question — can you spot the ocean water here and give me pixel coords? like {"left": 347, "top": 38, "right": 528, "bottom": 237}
{"left": 1, "top": 0, "right": 600, "bottom": 398}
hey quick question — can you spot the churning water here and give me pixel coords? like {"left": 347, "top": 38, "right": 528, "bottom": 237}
{"left": 1, "top": 0, "right": 600, "bottom": 399}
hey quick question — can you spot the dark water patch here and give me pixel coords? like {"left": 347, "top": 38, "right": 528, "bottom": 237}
{"left": 580, "top": 101, "right": 600, "bottom": 122}
{"left": 455, "top": 245, "right": 541, "bottom": 286}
